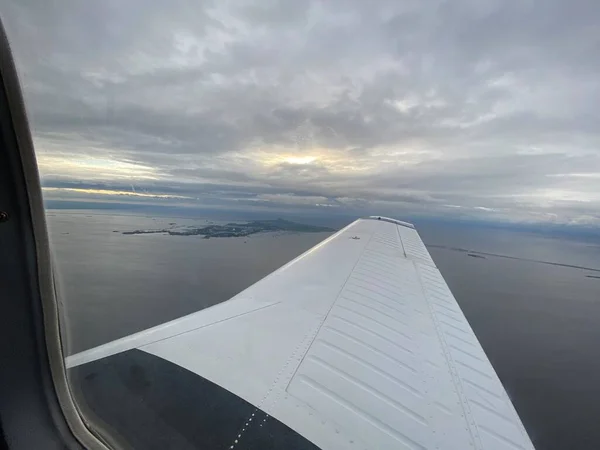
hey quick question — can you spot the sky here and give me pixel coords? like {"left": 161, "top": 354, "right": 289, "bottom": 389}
{"left": 3, "top": 0, "right": 600, "bottom": 225}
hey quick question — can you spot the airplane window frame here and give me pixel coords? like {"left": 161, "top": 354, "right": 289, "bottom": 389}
{"left": 0, "top": 17, "right": 109, "bottom": 450}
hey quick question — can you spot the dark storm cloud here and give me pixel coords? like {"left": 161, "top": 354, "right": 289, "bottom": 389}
{"left": 3, "top": 0, "right": 600, "bottom": 224}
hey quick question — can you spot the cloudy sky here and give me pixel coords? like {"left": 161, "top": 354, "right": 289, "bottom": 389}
{"left": 3, "top": 0, "right": 600, "bottom": 225}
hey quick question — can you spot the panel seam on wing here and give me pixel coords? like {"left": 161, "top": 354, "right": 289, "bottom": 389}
{"left": 227, "top": 319, "right": 322, "bottom": 450}
{"left": 418, "top": 264, "right": 535, "bottom": 449}
{"left": 394, "top": 223, "right": 408, "bottom": 258}
{"left": 137, "top": 303, "right": 282, "bottom": 350}
{"left": 66, "top": 301, "right": 280, "bottom": 368}
{"left": 414, "top": 263, "right": 482, "bottom": 450}
{"left": 227, "top": 221, "right": 375, "bottom": 450}
{"left": 283, "top": 230, "right": 377, "bottom": 392}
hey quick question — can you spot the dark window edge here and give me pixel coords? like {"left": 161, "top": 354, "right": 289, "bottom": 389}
{"left": 0, "top": 17, "right": 110, "bottom": 450}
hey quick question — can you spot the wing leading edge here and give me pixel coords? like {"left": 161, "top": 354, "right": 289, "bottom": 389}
{"left": 66, "top": 217, "right": 535, "bottom": 450}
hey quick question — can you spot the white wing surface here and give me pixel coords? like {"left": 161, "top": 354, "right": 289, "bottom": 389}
{"left": 66, "top": 217, "right": 535, "bottom": 450}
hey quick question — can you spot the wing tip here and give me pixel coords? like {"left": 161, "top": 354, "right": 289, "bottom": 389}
{"left": 364, "top": 216, "right": 415, "bottom": 229}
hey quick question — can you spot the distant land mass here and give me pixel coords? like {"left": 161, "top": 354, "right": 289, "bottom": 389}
{"left": 122, "top": 218, "right": 335, "bottom": 238}
{"left": 467, "top": 253, "right": 486, "bottom": 259}
{"left": 427, "top": 244, "right": 600, "bottom": 273}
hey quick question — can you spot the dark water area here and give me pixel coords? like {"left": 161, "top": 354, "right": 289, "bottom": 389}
{"left": 47, "top": 210, "right": 600, "bottom": 450}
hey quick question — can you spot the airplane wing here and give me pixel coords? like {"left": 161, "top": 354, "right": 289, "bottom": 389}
{"left": 65, "top": 217, "right": 535, "bottom": 450}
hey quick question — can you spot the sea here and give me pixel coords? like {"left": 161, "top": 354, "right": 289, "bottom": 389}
{"left": 46, "top": 210, "right": 600, "bottom": 450}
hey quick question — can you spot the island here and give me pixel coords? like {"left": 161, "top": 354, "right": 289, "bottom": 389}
{"left": 122, "top": 218, "right": 335, "bottom": 238}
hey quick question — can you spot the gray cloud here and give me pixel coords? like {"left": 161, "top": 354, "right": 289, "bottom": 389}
{"left": 3, "top": 0, "right": 600, "bottom": 225}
